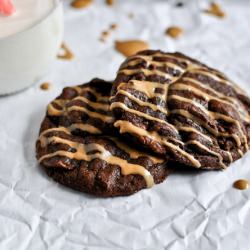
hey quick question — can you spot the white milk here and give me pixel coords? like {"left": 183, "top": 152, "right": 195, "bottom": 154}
{"left": 0, "top": 0, "right": 63, "bottom": 94}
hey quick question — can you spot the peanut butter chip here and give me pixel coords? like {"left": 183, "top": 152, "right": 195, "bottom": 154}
{"left": 71, "top": 0, "right": 93, "bottom": 9}
{"left": 204, "top": 2, "right": 225, "bottom": 18}
{"left": 165, "top": 26, "right": 183, "bottom": 39}
{"left": 40, "top": 82, "right": 51, "bottom": 91}
{"left": 115, "top": 40, "right": 149, "bottom": 57}
{"left": 57, "top": 43, "right": 74, "bottom": 60}
{"left": 233, "top": 179, "right": 250, "bottom": 190}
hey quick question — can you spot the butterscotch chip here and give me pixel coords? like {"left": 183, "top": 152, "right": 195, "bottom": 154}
{"left": 165, "top": 26, "right": 183, "bottom": 39}
{"left": 57, "top": 43, "right": 74, "bottom": 60}
{"left": 40, "top": 82, "right": 51, "bottom": 91}
{"left": 106, "top": 0, "right": 114, "bottom": 6}
{"left": 204, "top": 2, "right": 225, "bottom": 18}
{"left": 115, "top": 40, "right": 149, "bottom": 57}
{"left": 71, "top": 0, "right": 93, "bottom": 9}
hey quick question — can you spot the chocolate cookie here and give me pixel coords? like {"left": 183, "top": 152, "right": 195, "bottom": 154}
{"left": 110, "top": 50, "right": 250, "bottom": 170}
{"left": 36, "top": 79, "right": 169, "bottom": 197}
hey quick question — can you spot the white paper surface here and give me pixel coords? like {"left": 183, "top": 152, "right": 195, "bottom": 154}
{"left": 1, "top": 0, "right": 250, "bottom": 249}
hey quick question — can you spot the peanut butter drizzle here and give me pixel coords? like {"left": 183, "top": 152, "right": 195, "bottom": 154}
{"left": 171, "top": 109, "right": 242, "bottom": 149}
{"left": 47, "top": 86, "right": 113, "bottom": 123}
{"left": 68, "top": 123, "right": 101, "bottom": 134}
{"left": 115, "top": 89, "right": 168, "bottom": 115}
{"left": 181, "top": 77, "right": 250, "bottom": 123}
{"left": 112, "top": 52, "right": 250, "bottom": 168}
{"left": 57, "top": 43, "right": 74, "bottom": 60}
{"left": 115, "top": 40, "right": 149, "bottom": 57}
{"left": 47, "top": 103, "right": 64, "bottom": 116}
{"left": 120, "top": 68, "right": 173, "bottom": 78}
{"left": 110, "top": 101, "right": 178, "bottom": 134}
{"left": 114, "top": 120, "right": 201, "bottom": 168}
{"left": 168, "top": 94, "right": 247, "bottom": 148}
{"left": 165, "top": 26, "right": 183, "bottom": 39}
{"left": 67, "top": 105, "right": 114, "bottom": 122}
{"left": 204, "top": 2, "right": 225, "bottom": 18}
{"left": 38, "top": 133, "right": 154, "bottom": 188}
{"left": 126, "top": 57, "right": 184, "bottom": 72}
{"left": 118, "top": 80, "right": 169, "bottom": 99}
{"left": 74, "top": 96, "right": 110, "bottom": 111}
{"left": 73, "top": 86, "right": 110, "bottom": 103}
{"left": 111, "top": 138, "right": 164, "bottom": 164}
{"left": 177, "top": 126, "right": 212, "bottom": 143}
{"left": 185, "top": 140, "right": 226, "bottom": 168}
{"left": 111, "top": 102, "right": 170, "bottom": 126}
{"left": 40, "top": 82, "right": 51, "bottom": 90}
{"left": 233, "top": 179, "right": 250, "bottom": 190}
{"left": 71, "top": 0, "right": 93, "bottom": 9}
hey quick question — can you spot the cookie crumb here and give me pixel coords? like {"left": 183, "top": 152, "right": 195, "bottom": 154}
{"left": 57, "top": 43, "right": 74, "bottom": 60}
{"left": 165, "top": 26, "right": 183, "bottom": 39}
{"left": 40, "top": 82, "right": 51, "bottom": 91}
{"left": 115, "top": 40, "right": 149, "bottom": 57}
{"left": 110, "top": 23, "right": 117, "bottom": 30}
{"left": 102, "top": 31, "right": 110, "bottom": 37}
{"left": 99, "top": 30, "right": 110, "bottom": 42}
{"left": 71, "top": 0, "right": 93, "bottom": 9}
{"left": 204, "top": 2, "right": 225, "bottom": 18}
{"left": 106, "top": 0, "right": 114, "bottom": 6}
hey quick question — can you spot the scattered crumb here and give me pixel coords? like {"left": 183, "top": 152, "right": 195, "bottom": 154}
{"left": 102, "top": 31, "right": 110, "bottom": 37}
{"left": 40, "top": 82, "right": 51, "bottom": 91}
{"left": 71, "top": 0, "right": 93, "bottom": 9}
{"left": 57, "top": 43, "right": 74, "bottom": 60}
{"left": 99, "top": 37, "right": 106, "bottom": 43}
{"left": 106, "top": 0, "right": 115, "bottom": 6}
{"left": 99, "top": 24, "right": 118, "bottom": 43}
{"left": 115, "top": 40, "right": 149, "bottom": 57}
{"left": 128, "top": 12, "right": 134, "bottom": 19}
{"left": 204, "top": 2, "right": 225, "bottom": 18}
{"left": 165, "top": 26, "right": 183, "bottom": 39}
{"left": 110, "top": 23, "right": 118, "bottom": 30}
{"left": 99, "top": 30, "right": 110, "bottom": 42}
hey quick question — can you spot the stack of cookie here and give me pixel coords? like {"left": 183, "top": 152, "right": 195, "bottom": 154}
{"left": 36, "top": 50, "right": 250, "bottom": 197}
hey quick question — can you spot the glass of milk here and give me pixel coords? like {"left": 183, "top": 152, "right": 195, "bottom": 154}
{"left": 0, "top": 0, "right": 63, "bottom": 95}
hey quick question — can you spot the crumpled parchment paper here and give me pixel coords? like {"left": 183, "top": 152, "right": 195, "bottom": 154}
{"left": 0, "top": 0, "right": 250, "bottom": 249}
